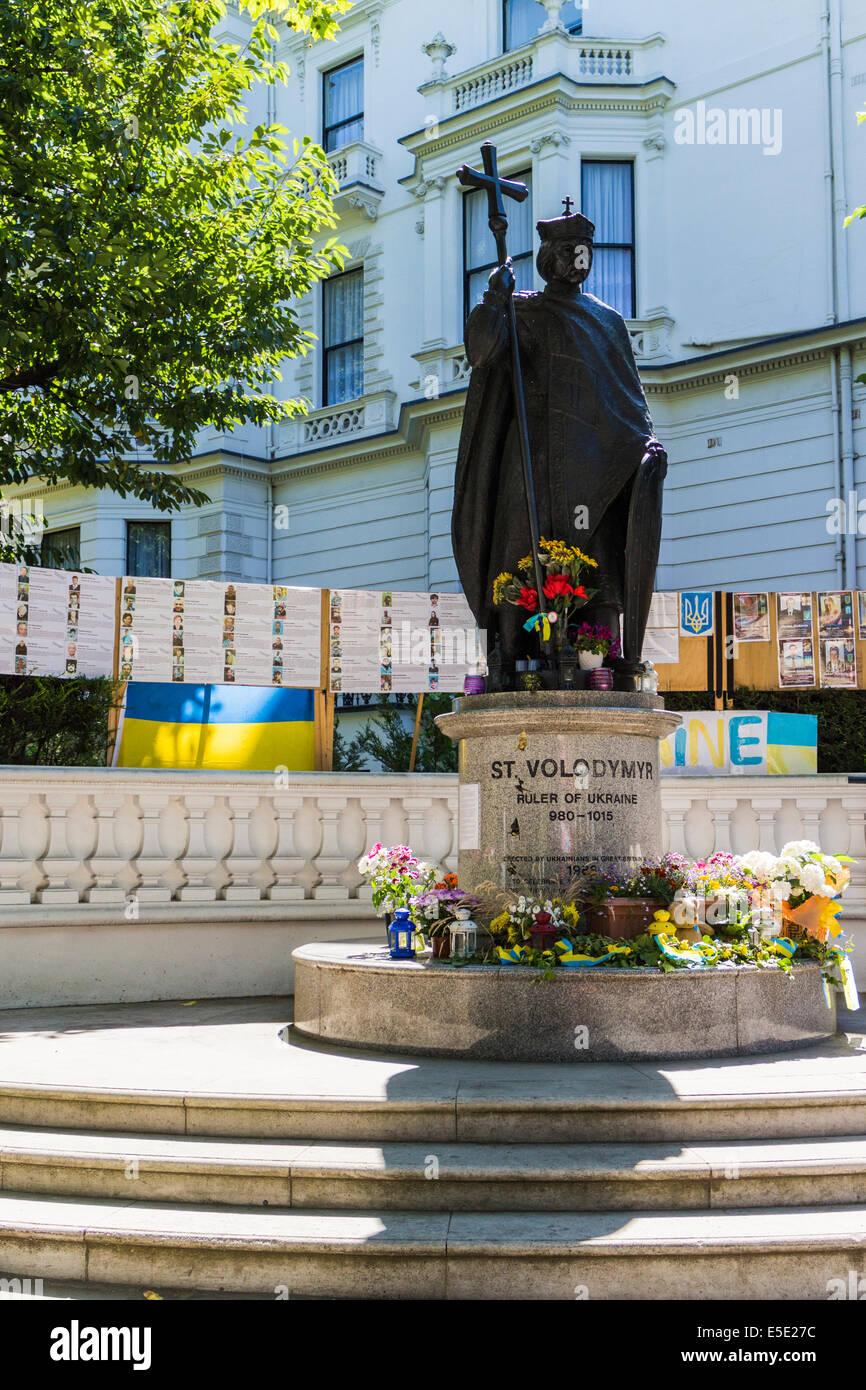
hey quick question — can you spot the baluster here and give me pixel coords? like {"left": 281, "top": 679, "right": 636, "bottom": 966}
{"left": 225, "top": 793, "right": 264, "bottom": 903}
{"left": 0, "top": 791, "right": 39, "bottom": 904}
{"left": 65, "top": 793, "right": 98, "bottom": 898}
{"left": 705, "top": 794, "right": 739, "bottom": 854}
{"left": 661, "top": 792, "right": 693, "bottom": 857}
{"left": 270, "top": 793, "right": 308, "bottom": 901}
{"left": 841, "top": 792, "right": 866, "bottom": 913}
{"left": 87, "top": 792, "right": 127, "bottom": 904}
{"left": 135, "top": 793, "right": 176, "bottom": 903}
{"left": 38, "top": 792, "right": 81, "bottom": 904}
{"left": 751, "top": 795, "right": 783, "bottom": 855}
{"left": 357, "top": 793, "right": 392, "bottom": 902}
{"left": 312, "top": 794, "right": 351, "bottom": 901}
{"left": 796, "top": 794, "right": 830, "bottom": 851}
{"left": 178, "top": 795, "right": 219, "bottom": 902}
{"left": 402, "top": 794, "right": 435, "bottom": 864}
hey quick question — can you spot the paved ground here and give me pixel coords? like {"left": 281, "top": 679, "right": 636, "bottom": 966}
{"left": 0, "top": 995, "right": 862, "bottom": 1106}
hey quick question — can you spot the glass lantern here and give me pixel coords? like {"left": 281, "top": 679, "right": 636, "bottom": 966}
{"left": 448, "top": 908, "right": 478, "bottom": 959}
{"left": 388, "top": 907, "right": 416, "bottom": 959}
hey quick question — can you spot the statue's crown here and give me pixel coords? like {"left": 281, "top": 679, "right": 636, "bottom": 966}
{"left": 536, "top": 212, "right": 595, "bottom": 244}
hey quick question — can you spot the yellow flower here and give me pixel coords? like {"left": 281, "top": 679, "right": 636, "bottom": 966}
{"left": 493, "top": 572, "right": 515, "bottom": 605}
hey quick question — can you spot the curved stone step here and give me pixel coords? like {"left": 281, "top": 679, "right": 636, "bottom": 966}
{"left": 0, "top": 1192, "right": 865, "bottom": 1299}
{"left": 3, "top": 1128, "right": 866, "bottom": 1212}
{"left": 2, "top": 1077, "right": 866, "bottom": 1144}
{"left": 1, "top": 996, "right": 863, "bottom": 1143}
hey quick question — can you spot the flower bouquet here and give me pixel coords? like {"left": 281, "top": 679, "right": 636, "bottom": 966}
{"left": 357, "top": 844, "right": 438, "bottom": 943}
{"left": 738, "top": 841, "right": 853, "bottom": 942}
{"left": 493, "top": 538, "right": 598, "bottom": 652}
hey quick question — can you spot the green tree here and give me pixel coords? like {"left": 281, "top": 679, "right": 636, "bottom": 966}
{"left": 340, "top": 695, "right": 459, "bottom": 773}
{"left": 0, "top": 674, "right": 121, "bottom": 764}
{"left": 0, "top": 0, "right": 349, "bottom": 519}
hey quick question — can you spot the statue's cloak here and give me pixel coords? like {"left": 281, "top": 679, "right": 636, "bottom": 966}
{"left": 452, "top": 287, "right": 654, "bottom": 631}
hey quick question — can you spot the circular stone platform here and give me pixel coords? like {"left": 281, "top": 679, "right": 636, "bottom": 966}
{"left": 292, "top": 942, "right": 837, "bottom": 1063}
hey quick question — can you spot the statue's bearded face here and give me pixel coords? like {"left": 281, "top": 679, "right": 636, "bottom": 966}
{"left": 537, "top": 238, "right": 594, "bottom": 287}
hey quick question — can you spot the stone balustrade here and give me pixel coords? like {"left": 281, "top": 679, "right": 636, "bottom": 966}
{"left": 0, "top": 768, "right": 458, "bottom": 914}
{"left": 423, "top": 30, "right": 667, "bottom": 118}
{"left": 0, "top": 767, "right": 863, "bottom": 915}
{"left": 1, "top": 768, "right": 863, "bottom": 1005}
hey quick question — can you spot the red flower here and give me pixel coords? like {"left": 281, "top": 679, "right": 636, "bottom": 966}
{"left": 517, "top": 587, "right": 538, "bottom": 612}
{"left": 573, "top": 585, "right": 587, "bottom": 599}
{"left": 543, "top": 574, "right": 574, "bottom": 601}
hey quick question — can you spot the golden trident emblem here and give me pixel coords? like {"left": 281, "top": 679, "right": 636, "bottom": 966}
{"left": 682, "top": 593, "right": 712, "bottom": 635}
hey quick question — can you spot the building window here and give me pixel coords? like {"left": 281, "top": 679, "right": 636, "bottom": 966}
{"left": 40, "top": 525, "right": 81, "bottom": 570}
{"left": 323, "top": 56, "right": 364, "bottom": 153}
{"left": 126, "top": 521, "right": 171, "bottom": 577}
{"left": 503, "top": 0, "right": 582, "bottom": 51}
{"left": 323, "top": 269, "right": 364, "bottom": 406}
{"left": 464, "top": 169, "right": 533, "bottom": 318}
{"left": 581, "top": 161, "right": 635, "bottom": 318}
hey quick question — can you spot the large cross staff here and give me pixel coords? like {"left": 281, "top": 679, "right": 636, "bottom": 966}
{"left": 456, "top": 142, "right": 550, "bottom": 651}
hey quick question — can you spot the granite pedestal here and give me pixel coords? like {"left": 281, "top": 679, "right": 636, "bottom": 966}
{"left": 292, "top": 944, "right": 837, "bottom": 1062}
{"left": 435, "top": 691, "right": 682, "bottom": 894}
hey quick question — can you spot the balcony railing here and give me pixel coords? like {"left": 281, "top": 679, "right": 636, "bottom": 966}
{"left": 423, "top": 31, "right": 666, "bottom": 117}
{"left": 327, "top": 139, "right": 385, "bottom": 219}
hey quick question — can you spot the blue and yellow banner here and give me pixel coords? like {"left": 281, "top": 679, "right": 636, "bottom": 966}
{"left": 660, "top": 710, "right": 818, "bottom": 776}
{"left": 114, "top": 682, "right": 316, "bottom": 771}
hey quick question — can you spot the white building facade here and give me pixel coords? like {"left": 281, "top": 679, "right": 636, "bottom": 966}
{"left": 12, "top": 0, "right": 866, "bottom": 599}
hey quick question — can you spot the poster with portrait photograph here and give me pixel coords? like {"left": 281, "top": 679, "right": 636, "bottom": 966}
{"left": 816, "top": 590, "right": 854, "bottom": 642}
{"left": 776, "top": 593, "right": 814, "bottom": 640}
{"left": 0, "top": 561, "right": 20, "bottom": 673}
{"left": 819, "top": 636, "right": 857, "bottom": 689}
{"left": 329, "top": 589, "right": 481, "bottom": 693}
{"left": 733, "top": 592, "right": 770, "bottom": 643}
{"left": 859, "top": 591, "right": 866, "bottom": 641}
{"left": 231, "top": 583, "right": 321, "bottom": 688}
{"left": 121, "top": 577, "right": 323, "bottom": 687}
{"left": 119, "top": 577, "right": 174, "bottom": 683}
{"left": 778, "top": 637, "right": 816, "bottom": 689}
{"left": 6, "top": 566, "right": 116, "bottom": 678}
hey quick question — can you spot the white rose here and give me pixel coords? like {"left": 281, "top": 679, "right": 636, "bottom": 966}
{"left": 769, "top": 879, "right": 792, "bottom": 902}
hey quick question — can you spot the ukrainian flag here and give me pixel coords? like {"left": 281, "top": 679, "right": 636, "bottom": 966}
{"left": 767, "top": 712, "right": 818, "bottom": 775}
{"left": 115, "top": 683, "right": 316, "bottom": 771}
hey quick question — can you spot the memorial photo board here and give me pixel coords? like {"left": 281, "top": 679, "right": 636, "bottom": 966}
{"left": 0, "top": 563, "right": 116, "bottom": 678}
{"left": 328, "top": 588, "right": 481, "bottom": 693}
{"left": 120, "top": 578, "right": 322, "bottom": 688}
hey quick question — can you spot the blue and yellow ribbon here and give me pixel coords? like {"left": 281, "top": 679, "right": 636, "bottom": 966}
{"left": 769, "top": 937, "right": 797, "bottom": 958}
{"left": 554, "top": 939, "right": 632, "bottom": 967}
{"left": 653, "top": 932, "right": 718, "bottom": 967}
{"left": 523, "top": 612, "right": 552, "bottom": 642}
{"left": 497, "top": 945, "right": 530, "bottom": 964}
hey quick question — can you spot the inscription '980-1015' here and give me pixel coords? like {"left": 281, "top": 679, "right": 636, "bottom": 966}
{"left": 490, "top": 758, "right": 655, "bottom": 780}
